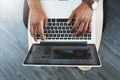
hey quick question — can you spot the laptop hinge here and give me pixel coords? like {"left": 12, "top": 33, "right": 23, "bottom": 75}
{"left": 40, "top": 41, "right": 87, "bottom": 46}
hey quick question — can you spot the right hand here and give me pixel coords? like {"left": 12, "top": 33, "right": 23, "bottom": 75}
{"left": 29, "top": 5, "right": 47, "bottom": 42}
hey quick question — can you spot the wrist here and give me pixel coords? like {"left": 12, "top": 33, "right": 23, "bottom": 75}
{"left": 83, "top": 0, "right": 99, "bottom": 10}
{"left": 82, "top": 1, "right": 92, "bottom": 10}
{"left": 82, "top": 0, "right": 93, "bottom": 9}
{"left": 28, "top": 0, "right": 42, "bottom": 11}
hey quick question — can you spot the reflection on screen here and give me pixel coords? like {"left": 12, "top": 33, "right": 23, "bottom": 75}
{"left": 53, "top": 49, "right": 92, "bottom": 59}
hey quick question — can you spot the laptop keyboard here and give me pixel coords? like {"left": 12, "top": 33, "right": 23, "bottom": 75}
{"left": 36, "top": 19, "right": 91, "bottom": 40}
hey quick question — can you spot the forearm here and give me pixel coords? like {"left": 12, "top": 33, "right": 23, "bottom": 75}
{"left": 27, "top": 0, "right": 42, "bottom": 10}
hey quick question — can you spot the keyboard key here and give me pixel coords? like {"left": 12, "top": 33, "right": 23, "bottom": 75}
{"left": 69, "top": 34, "right": 72, "bottom": 37}
{"left": 72, "top": 22, "right": 74, "bottom": 26}
{"left": 66, "top": 27, "right": 69, "bottom": 29}
{"left": 62, "top": 27, "right": 65, "bottom": 29}
{"left": 56, "top": 23, "right": 59, "bottom": 26}
{"left": 60, "top": 38, "right": 63, "bottom": 39}
{"left": 52, "top": 19, "right": 55, "bottom": 22}
{"left": 64, "top": 37, "right": 67, "bottom": 39}
{"left": 44, "top": 30, "right": 47, "bottom": 33}
{"left": 59, "top": 30, "right": 62, "bottom": 33}
{"left": 46, "top": 34, "right": 49, "bottom": 37}
{"left": 57, "top": 19, "right": 67, "bottom": 22}
{"left": 50, "top": 34, "right": 52, "bottom": 37}
{"left": 51, "top": 30, "right": 54, "bottom": 33}
{"left": 64, "top": 23, "right": 67, "bottom": 26}
{"left": 54, "top": 27, "right": 57, "bottom": 29}
{"left": 55, "top": 30, "right": 58, "bottom": 33}
{"left": 68, "top": 38, "right": 71, "bottom": 39}
{"left": 61, "top": 34, "right": 64, "bottom": 37}
{"left": 48, "top": 30, "right": 50, "bottom": 33}
{"left": 48, "top": 19, "right": 51, "bottom": 22}
{"left": 50, "top": 27, "right": 53, "bottom": 29}
{"left": 67, "top": 30, "right": 69, "bottom": 33}
{"left": 49, "top": 23, "right": 52, "bottom": 26}
{"left": 80, "top": 38, "right": 83, "bottom": 39}
{"left": 47, "top": 38, "right": 51, "bottom": 39}
{"left": 88, "top": 38, "right": 91, "bottom": 40}
{"left": 57, "top": 34, "right": 60, "bottom": 37}
{"left": 56, "top": 38, "right": 59, "bottom": 39}
{"left": 72, "top": 37, "right": 75, "bottom": 39}
{"left": 60, "top": 23, "right": 63, "bottom": 26}
{"left": 53, "top": 34, "right": 56, "bottom": 37}
{"left": 65, "top": 34, "right": 68, "bottom": 37}
{"left": 84, "top": 34, "right": 87, "bottom": 37}
{"left": 58, "top": 27, "right": 61, "bottom": 29}
{"left": 88, "top": 34, "right": 91, "bottom": 37}
{"left": 52, "top": 38, "right": 55, "bottom": 39}
{"left": 63, "top": 30, "right": 66, "bottom": 33}
{"left": 52, "top": 23, "right": 55, "bottom": 26}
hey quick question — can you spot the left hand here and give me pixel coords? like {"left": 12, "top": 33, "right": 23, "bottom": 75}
{"left": 67, "top": 1, "right": 93, "bottom": 36}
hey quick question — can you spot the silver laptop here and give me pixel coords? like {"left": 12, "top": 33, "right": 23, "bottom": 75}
{"left": 23, "top": 0, "right": 101, "bottom": 67}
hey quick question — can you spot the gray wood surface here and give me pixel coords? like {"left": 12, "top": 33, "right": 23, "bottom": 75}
{"left": 0, "top": 0, "right": 120, "bottom": 80}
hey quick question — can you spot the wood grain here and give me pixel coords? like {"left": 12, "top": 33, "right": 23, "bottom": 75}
{"left": 0, "top": 0, "right": 120, "bottom": 80}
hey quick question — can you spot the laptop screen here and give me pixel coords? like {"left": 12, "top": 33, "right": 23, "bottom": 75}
{"left": 23, "top": 44, "right": 101, "bottom": 66}
{"left": 53, "top": 49, "right": 92, "bottom": 59}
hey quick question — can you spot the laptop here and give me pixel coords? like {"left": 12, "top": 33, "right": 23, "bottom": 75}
{"left": 23, "top": 0, "right": 102, "bottom": 67}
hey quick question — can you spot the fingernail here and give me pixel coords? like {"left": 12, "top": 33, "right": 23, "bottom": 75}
{"left": 35, "top": 39, "right": 38, "bottom": 42}
{"left": 43, "top": 36, "right": 46, "bottom": 41}
{"left": 67, "top": 21, "right": 69, "bottom": 24}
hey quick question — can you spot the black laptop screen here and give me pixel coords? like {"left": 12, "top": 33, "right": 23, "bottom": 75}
{"left": 23, "top": 44, "right": 101, "bottom": 65}
{"left": 53, "top": 49, "right": 92, "bottom": 59}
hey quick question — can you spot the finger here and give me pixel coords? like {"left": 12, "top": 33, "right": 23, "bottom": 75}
{"left": 44, "top": 17, "right": 48, "bottom": 29}
{"left": 30, "top": 24, "right": 37, "bottom": 42}
{"left": 33, "top": 24, "right": 38, "bottom": 34}
{"left": 87, "top": 19, "right": 92, "bottom": 33}
{"left": 67, "top": 11, "right": 75, "bottom": 24}
{"left": 83, "top": 20, "right": 89, "bottom": 33}
{"left": 70, "top": 19, "right": 79, "bottom": 33}
{"left": 76, "top": 21, "right": 85, "bottom": 36}
{"left": 30, "top": 24, "right": 34, "bottom": 37}
{"left": 38, "top": 21, "right": 46, "bottom": 41}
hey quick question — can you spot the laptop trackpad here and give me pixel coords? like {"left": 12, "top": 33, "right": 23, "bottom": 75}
{"left": 23, "top": 44, "right": 101, "bottom": 66}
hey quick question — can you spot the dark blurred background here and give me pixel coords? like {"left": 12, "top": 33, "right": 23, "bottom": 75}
{"left": 0, "top": 0, "right": 120, "bottom": 80}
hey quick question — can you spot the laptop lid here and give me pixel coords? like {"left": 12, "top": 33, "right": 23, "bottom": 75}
{"left": 23, "top": 43, "right": 101, "bottom": 67}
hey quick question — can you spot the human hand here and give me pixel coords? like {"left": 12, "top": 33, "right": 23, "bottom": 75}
{"left": 29, "top": 4, "right": 47, "bottom": 42}
{"left": 67, "top": 1, "right": 93, "bottom": 36}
